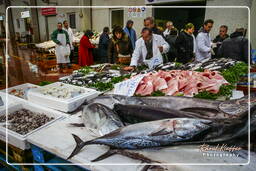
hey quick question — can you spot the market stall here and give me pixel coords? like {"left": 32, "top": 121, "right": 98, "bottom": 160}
{"left": 0, "top": 55, "right": 255, "bottom": 171}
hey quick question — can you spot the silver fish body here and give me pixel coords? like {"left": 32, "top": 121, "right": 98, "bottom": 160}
{"left": 67, "top": 118, "right": 211, "bottom": 159}
{"left": 91, "top": 118, "right": 211, "bottom": 149}
{"left": 82, "top": 103, "right": 124, "bottom": 136}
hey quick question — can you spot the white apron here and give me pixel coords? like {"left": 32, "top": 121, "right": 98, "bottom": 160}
{"left": 55, "top": 33, "right": 70, "bottom": 64}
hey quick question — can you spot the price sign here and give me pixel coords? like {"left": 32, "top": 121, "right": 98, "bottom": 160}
{"left": 148, "top": 56, "right": 162, "bottom": 69}
{"left": 114, "top": 74, "right": 145, "bottom": 96}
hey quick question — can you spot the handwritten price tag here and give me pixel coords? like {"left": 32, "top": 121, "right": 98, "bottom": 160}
{"left": 114, "top": 74, "right": 145, "bottom": 96}
{"left": 148, "top": 56, "right": 162, "bottom": 69}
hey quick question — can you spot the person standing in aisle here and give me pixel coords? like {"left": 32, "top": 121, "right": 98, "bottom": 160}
{"left": 124, "top": 20, "right": 137, "bottom": 50}
{"left": 212, "top": 25, "right": 229, "bottom": 58}
{"left": 51, "top": 22, "right": 70, "bottom": 73}
{"left": 63, "top": 20, "right": 74, "bottom": 66}
{"left": 218, "top": 28, "right": 250, "bottom": 63}
{"left": 98, "top": 27, "right": 110, "bottom": 63}
{"left": 195, "top": 19, "right": 214, "bottom": 62}
{"left": 165, "top": 27, "right": 178, "bottom": 62}
{"left": 163, "top": 21, "right": 174, "bottom": 38}
{"left": 144, "top": 17, "right": 162, "bottom": 35}
{"left": 79, "top": 30, "right": 95, "bottom": 66}
{"left": 108, "top": 26, "right": 133, "bottom": 64}
{"left": 175, "top": 23, "right": 195, "bottom": 64}
{"left": 124, "top": 27, "right": 169, "bottom": 71}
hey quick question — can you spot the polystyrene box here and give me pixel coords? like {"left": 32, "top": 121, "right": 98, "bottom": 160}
{"left": 1, "top": 83, "right": 39, "bottom": 101}
{"left": 0, "top": 101, "right": 66, "bottom": 150}
{"left": 0, "top": 92, "right": 18, "bottom": 110}
{"left": 27, "top": 82, "right": 100, "bottom": 113}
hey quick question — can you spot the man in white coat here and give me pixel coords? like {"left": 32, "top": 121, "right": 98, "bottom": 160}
{"left": 63, "top": 20, "right": 74, "bottom": 65}
{"left": 124, "top": 27, "right": 169, "bottom": 71}
{"left": 195, "top": 19, "right": 214, "bottom": 62}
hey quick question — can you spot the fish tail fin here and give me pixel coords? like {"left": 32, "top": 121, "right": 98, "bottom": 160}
{"left": 67, "top": 134, "right": 87, "bottom": 160}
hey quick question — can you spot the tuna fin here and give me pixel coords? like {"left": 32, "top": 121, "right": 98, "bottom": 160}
{"left": 67, "top": 134, "right": 86, "bottom": 160}
{"left": 92, "top": 149, "right": 160, "bottom": 164}
{"left": 69, "top": 123, "right": 85, "bottom": 127}
{"left": 180, "top": 107, "right": 219, "bottom": 114}
{"left": 114, "top": 150, "right": 160, "bottom": 163}
{"left": 149, "top": 128, "right": 173, "bottom": 136}
{"left": 91, "top": 148, "right": 116, "bottom": 162}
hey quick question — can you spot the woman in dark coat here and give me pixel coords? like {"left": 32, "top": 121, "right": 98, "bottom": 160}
{"left": 98, "top": 27, "right": 110, "bottom": 63}
{"left": 175, "top": 23, "right": 195, "bottom": 64}
{"left": 79, "top": 30, "right": 95, "bottom": 66}
{"left": 108, "top": 26, "right": 133, "bottom": 64}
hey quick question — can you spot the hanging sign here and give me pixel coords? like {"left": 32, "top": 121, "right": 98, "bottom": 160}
{"left": 41, "top": 8, "right": 57, "bottom": 16}
{"left": 21, "top": 11, "right": 30, "bottom": 18}
{"left": 127, "top": 7, "right": 146, "bottom": 18}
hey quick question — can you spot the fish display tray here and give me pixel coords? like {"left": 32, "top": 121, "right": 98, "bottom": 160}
{"left": 27, "top": 82, "right": 100, "bottom": 113}
{"left": 0, "top": 92, "right": 19, "bottom": 110}
{"left": 0, "top": 101, "right": 66, "bottom": 150}
{"left": 1, "top": 83, "right": 39, "bottom": 101}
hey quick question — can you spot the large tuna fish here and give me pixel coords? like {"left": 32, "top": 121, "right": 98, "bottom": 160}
{"left": 67, "top": 118, "right": 212, "bottom": 159}
{"left": 92, "top": 94, "right": 255, "bottom": 120}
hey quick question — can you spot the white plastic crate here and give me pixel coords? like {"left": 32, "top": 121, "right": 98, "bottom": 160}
{"left": 0, "top": 92, "right": 18, "bottom": 110}
{"left": 1, "top": 83, "right": 39, "bottom": 101}
{"left": 27, "top": 82, "right": 100, "bottom": 112}
{"left": 0, "top": 101, "right": 66, "bottom": 150}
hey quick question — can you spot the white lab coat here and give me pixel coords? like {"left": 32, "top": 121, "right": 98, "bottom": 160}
{"left": 63, "top": 27, "right": 74, "bottom": 50}
{"left": 195, "top": 32, "right": 212, "bottom": 62}
{"left": 130, "top": 34, "right": 169, "bottom": 66}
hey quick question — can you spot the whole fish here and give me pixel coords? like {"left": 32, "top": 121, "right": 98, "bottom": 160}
{"left": 67, "top": 118, "right": 212, "bottom": 159}
{"left": 95, "top": 94, "right": 255, "bottom": 120}
{"left": 114, "top": 103, "right": 198, "bottom": 123}
{"left": 82, "top": 103, "right": 124, "bottom": 136}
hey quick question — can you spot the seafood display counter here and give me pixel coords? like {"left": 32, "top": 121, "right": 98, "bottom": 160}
{"left": 26, "top": 112, "right": 255, "bottom": 171}
{"left": 0, "top": 57, "right": 254, "bottom": 171}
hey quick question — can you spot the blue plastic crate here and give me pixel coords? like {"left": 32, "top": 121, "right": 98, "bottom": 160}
{"left": 30, "top": 145, "right": 90, "bottom": 171}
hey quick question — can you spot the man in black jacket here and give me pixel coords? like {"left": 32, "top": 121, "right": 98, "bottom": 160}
{"left": 218, "top": 28, "right": 250, "bottom": 63}
{"left": 212, "top": 25, "right": 229, "bottom": 58}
